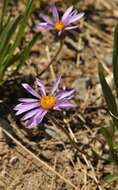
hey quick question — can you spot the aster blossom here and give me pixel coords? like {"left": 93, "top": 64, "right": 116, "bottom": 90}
{"left": 14, "top": 76, "right": 76, "bottom": 127}
{"left": 37, "top": 3, "right": 84, "bottom": 35}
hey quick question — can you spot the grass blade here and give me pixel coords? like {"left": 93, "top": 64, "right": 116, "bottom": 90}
{"left": 15, "top": 33, "right": 41, "bottom": 71}
{"left": 98, "top": 63, "right": 118, "bottom": 115}
{"left": 0, "top": 15, "right": 22, "bottom": 56}
{"left": 100, "top": 128, "right": 113, "bottom": 149}
{"left": 103, "top": 173, "right": 118, "bottom": 186}
{"left": 9, "top": 0, "right": 33, "bottom": 55}
{"left": 98, "top": 63, "right": 118, "bottom": 127}
{"left": 2, "top": 33, "right": 41, "bottom": 73}
{"left": 0, "top": 0, "right": 9, "bottom": 30}
{"left": 113, "top": 23, "right": 118, "bottom": 97}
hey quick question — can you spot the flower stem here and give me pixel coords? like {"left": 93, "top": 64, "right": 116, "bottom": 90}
{"left": 38, "top": 38, "right": 64, "bottom": 77}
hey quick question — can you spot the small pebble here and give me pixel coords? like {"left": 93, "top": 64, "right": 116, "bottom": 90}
{"left": 9, "top": 156, "right": 19, "bottom": 165}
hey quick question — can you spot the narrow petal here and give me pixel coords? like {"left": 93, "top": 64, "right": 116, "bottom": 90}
{"left": 50, "top": 3, "right": 59, "bottom": 19}
{"left": 36, "top": 79, "right": 46, "bottom": 95}
{"left": 36, "top": 22, "right": 54, "bottom": 30}
{"left": 14, "top": 102, "right": 37, "bottom": 110}
{"left": 15, "top": 102, "right": 39, "bottom": 115}
{"left": 56, "top": 89, "right": 75, "bottom": 100}
{"left": 62, "top": 6, "right": 74, "bottom": 23}
{"left": 26, "top": 109, "right": 47, "bottom": 127}
{"left": 26, "top": 109, "right": 44, "bottom": 127}
{"left": 25, "top": 117, "right": 34, "bottom": 128}
{"left": 70, "top": 10, "right": 78, "bottom": 16}
{"left": 68, "top": 12, "right": 84, "bottom": 24}
{"left": 65, "top": 25, "right": 78, "bottom": 30}
{"left": 21, "top": 108, "right": 41, "bottom": 121}
{"left": 54, "top": 102, "right": 76, "bottom": 110}
{"left": 22, "top": 83, "right": 40, "bottom": 98}
{"left": 36, "top": 22, "right": 48, "bottom": 27}
{"left": 18, "top": 98, "right": 38, "bottom": 103}
{"left": 36, "top": 110, "right": 48, "bottom": 125}
{"left": 40, "top": 14, "right": 54, "bottom": 25}
{"left": 51, "top": 76, "right": 61, "bottom": 95}
{"left": 14, "top": 103, "right": 24, "bottom": 110}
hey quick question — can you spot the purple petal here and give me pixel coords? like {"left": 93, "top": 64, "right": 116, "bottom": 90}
{"left": 15, "top": 102, "right": 39, "bottom": 115}
{"left": 25, "top": 117, "right": 34, "bottom": 128}
{"left": 36, "top": 110, "right": 48, "bottom": 125}
{"left": 71, "top": 10, "right": 78, "bottom": 16}
{"left": 14, "top": 102, "right": 38, "bottom": 110}
{"left": 36, "top": 22, "right": 54, "bottom": 30}
{"left": 26, "top": 109, "right": 44, "bottom": 127}
{"left": 36, "top": 79, "right": 46, "bottom": 95}
{"left": 51, "top": 76, "right": 61, "bottom": 94}
{"left": 50, "top": 3, "right": 59, "bottom": 20}
{"left": 68, "top": 12, "right": 84, "bottom": 24}
{"left": 54, "top": 102, "right": 76, "bottom": 110}
{"left": 18, "top": 98, "right": 38, "bottom": 103}
{"left": 22, "top": 83, "right": 40, "bottom": 98}
{"left": 37, "top": 22, "right": 48, "bottom": 27}
{"left": 26, "top": 109, "right": 47, "bottom": 127}
{"left": 40, "top": 14, "right": 54, "bottom": 25}
{"left": 65, "top": 25, "right": 78, "bottom": 30}
{"left": 62, "top": 6, "right": 74, "bottom": 23}
{"left": 21, "top": 108, "right": 41, "bottom": 121}
{"left": 56, "top": 89, "right": 75, "bottom": 100}
{"left": 14, "top": 103, "right": 23, "bottom": 110}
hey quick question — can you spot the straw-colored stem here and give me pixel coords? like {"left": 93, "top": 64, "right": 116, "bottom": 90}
{"left": 38, "top": 38, "right": 64, "bottom": 77}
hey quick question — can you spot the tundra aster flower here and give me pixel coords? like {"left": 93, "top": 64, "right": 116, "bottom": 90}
{"left": 37, "top": 3, "right": 84, "bottom": 35}
{"left": 14, "top": 76, "right": 76, "bottom": 127}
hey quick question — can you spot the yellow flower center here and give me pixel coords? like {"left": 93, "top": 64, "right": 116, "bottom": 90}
{"left": 40, "top": 96, "right": 56, "bottom": 109}
{"left": 55, "top": 20, "right": 64, "bottom": 31}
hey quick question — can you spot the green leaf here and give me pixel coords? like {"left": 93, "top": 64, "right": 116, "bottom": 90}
{"left": 0, "top": 0, "right": 9, "bottom": 31}
{"left": 0, "top": 16, "right": 10, "bottom": 36}
{"left": 98, "top": 63, "right": 118, "bottom": 126}
{"left": 100, "top": 127, "right": 113, "bottom": 149}
{"left": 103, "top": 173, "right": 118, "bottom": 185}
{"left": 0, "top": 15, "right": 22, "bottom": 57}
{"left": 113, "top": 23, "right": 118, "bottom": 97}
{"left": 0, "top": 17, "right": 12, "bottom": 48}
{"left": 3, "top": 33, "right": 41, "bottom": 72}
{"left": 0, "top": 0, "right": 40, "bottom": 84}
{"left": 98, "top": 63, "right": 118, "bottom": 114}
{"left": 15, "top": 33, "right": 41, "bottom": 71}
{"left": 2, "top": 53, "right": 20, "bottom": 71}
{"left": 9, "top": 0, "right": 33, "bottom": 55}
{"left": 100, "top": 127, "right": 115, "bottom": 161}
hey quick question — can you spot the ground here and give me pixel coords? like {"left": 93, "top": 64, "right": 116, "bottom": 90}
{"left": 0, "top": 0, "right": 118, "bottom": 189}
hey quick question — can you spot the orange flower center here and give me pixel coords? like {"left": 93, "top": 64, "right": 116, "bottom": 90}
{"left": 40, "top": 96, "right": 56, "bottom": 109}
{"left": 55, "top": 20, "right": 64, "bottom": 31}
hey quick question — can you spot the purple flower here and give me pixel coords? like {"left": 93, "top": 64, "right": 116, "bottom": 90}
{"left": 37, "top": 3, "right": 84, "bottom": 35}
{"left": 14, "top": 76, "right": 76, "bottom": 127}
